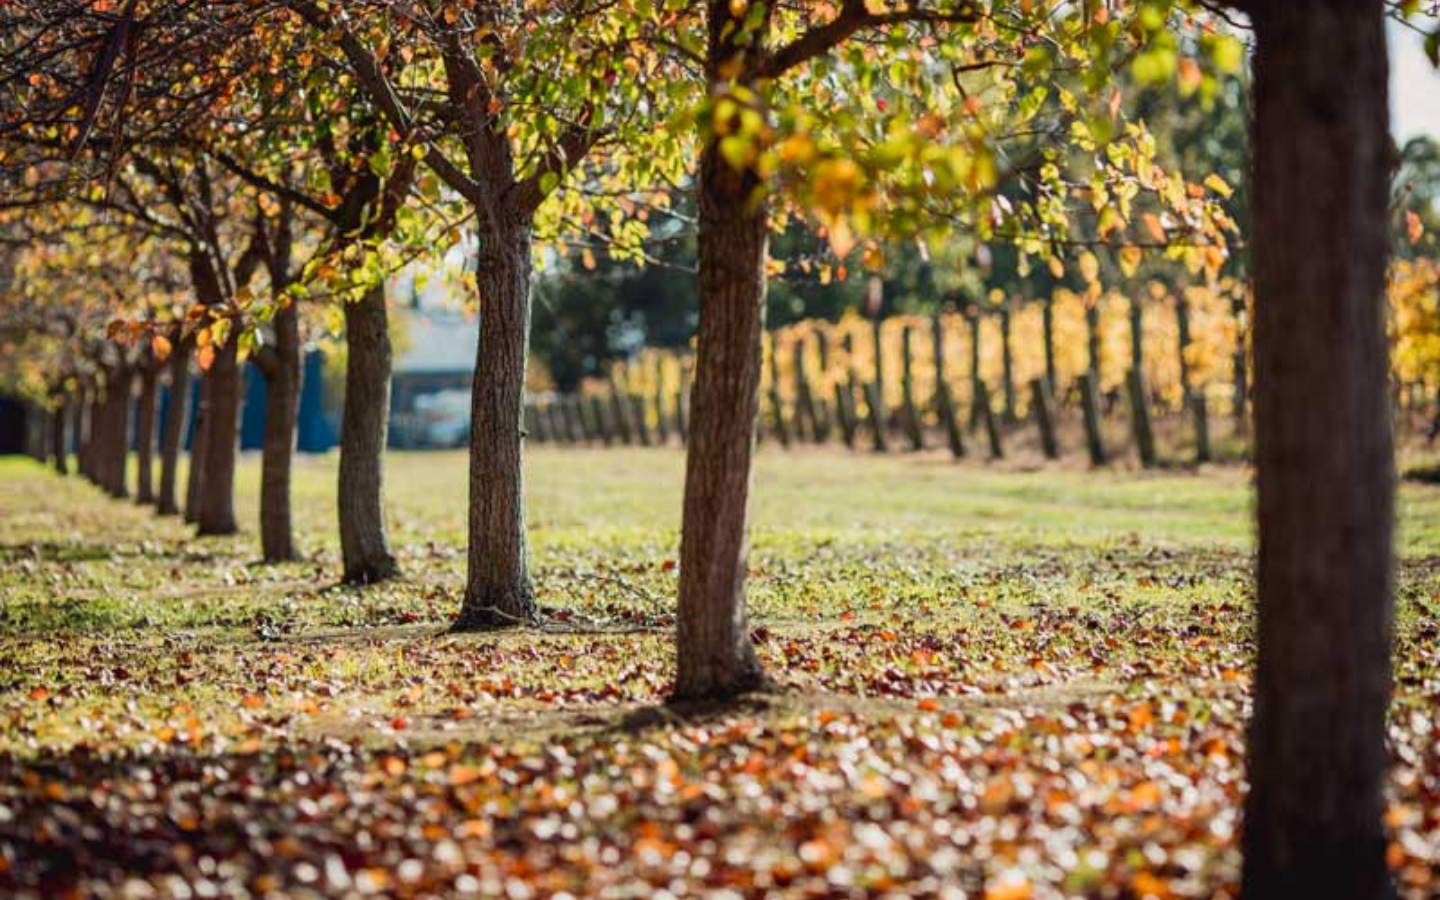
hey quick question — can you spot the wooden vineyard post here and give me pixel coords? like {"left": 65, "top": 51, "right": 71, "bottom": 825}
{"left": 653, "top": 357, "right": 670, "bottom": 444}
{"left": 609, "top": 378, "right": 634, "bottom": 445}
{"left": 976, "top": 379, "right": 1004, "bottom": 460}
{"left": 1126, "top": 368, "right": 1158, "bottom": 468}
{"left": 835, "top": 332, "right": 859, "bottom": 450}
{"left": 1000, "top": 302, "right": 1017, "bottom": 423}
{"left": 931, "top": 315, "right": 965, "bottom": 459}
{"left": 676, "top": 353, "right": 691, "bottom": 445}
{"left": 631, "top": 394, "right": 652, "bottom": 446}
{"left": 765, "top": 334, "right": 791, "bottom": 448}
{"left": 1079, "top": 371, "right": 1107, "bottom": 466}
{"left": 590, "top": 395, "right": 613, "bottom": 446}
{"left": 564, "top": 396, "right": 586, "bottom": 443}
{"left": 864, "top": 381, "right": 890, "bottom": 453}
{"left": 1042, "top": 297, "right": 1058, "bottom": 395}
{"left": 968, "top": 308, "right": 983, "bottom": 431}
{"left": 900, "top": 325, "right": 924, "bottom": 450}
{"left": 524, "top": 401, "right": 545, "bottom": 443}
{"left": 1191, "top": 388, "right": 1212, "bottom": 464}
{"left": 1030, "top": 378, "right": 1060, "bottom": 460}
{"left": 792, "top": 337, "right": 817, "bottom": 443}
{"left": 812, "top": 331, "right": 833, "bottom": 442}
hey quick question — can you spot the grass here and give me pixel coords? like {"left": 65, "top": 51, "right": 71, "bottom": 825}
{"left": 2, "top": 447, "right": 1439, "bottom": 899}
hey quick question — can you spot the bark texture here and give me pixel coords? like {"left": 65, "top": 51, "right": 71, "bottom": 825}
{"left": 51, "top": 399, "right": 67, "bottom": 475}
{"left": 101, "top": 368, "right": 132, "bottom": 499}
{"left": 453, "top": 220, "right": 539, "bottom": 629}
{"left": 671, "top": 1, "right": 773, "bottom": 700}
{"left": 185, "top": 365, "right": 209, "bottom": 524}
{"left": 196, "top": 335, "right": 242, "bottom": 536}
{"left": 338, "top": 283, "right": 399, "bottom": 584}
{"left": 157, "top": 344, "right": 191, "bottom": 516}
{"left": 257, "top": 301, "right": 302, "bottom": 562}
{"left": 135, "top": 363, "right": 158, "bottom": 505}
{"left": 1241, "top": 3, "right": 1397, "bottom": 899}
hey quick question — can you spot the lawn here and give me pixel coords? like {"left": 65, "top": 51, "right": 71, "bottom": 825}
{"left": 2, "top": 448, "right": 1439, "bottom": 899}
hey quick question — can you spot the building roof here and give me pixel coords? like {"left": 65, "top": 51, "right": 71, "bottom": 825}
{"left": 395, "top": 308, "right": 478, "bottom": 375}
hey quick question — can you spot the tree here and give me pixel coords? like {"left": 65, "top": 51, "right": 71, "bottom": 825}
{"left": 292, "top": 0, "right": 688, "bottom": 623}
{"left": 1240, "top": 0, "right": 1398, "bottom": 897}
{"left": 672, "top": 0, "right": 1240, "bottom": 699}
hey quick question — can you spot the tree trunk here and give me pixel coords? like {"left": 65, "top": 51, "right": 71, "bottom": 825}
{"left": 103, "top": 368, "right": 133, "bottom": 499}
{"left": 1042, "top": 298, "right": 1058, "bottom": 395}
{"left": 72, "top": 393, "right": 88, "bottom": 482}
{"left": 453, "top": 220, "right": 539, "bottom": 629}
{"left": 157, "top": 343, "right": 191, "bottom": 516}
{"left": 338, "top": 282, "right": 399, "bottom": 583}
{"left": 672, "top": 13, "right": 772, "bottom": 700}
{"left": 1231, "top": 293, "right": 1250, "bottom": 435}
{"left": 258, "top": 302, "right": 302, "bottom": 562}
{"left": 196, "top": 334, "right": 242, "bottom": 536}
{"left": 999, "top": 305, "right": 1016, "bottom": 423}
{"left": 185, "top": 370, "right": 210, "bottom": 524}
{"left": 135, "top": 364, "right": 158, "bottom": 505}
{"left": 1241, "top": 3, "right": 1396, "bottom": 899}
{"left": 51, "top": 398, "right": 67, "bottom": 475}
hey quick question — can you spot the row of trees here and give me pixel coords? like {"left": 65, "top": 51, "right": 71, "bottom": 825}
{"left": 2, "top": 1, "right": 1435, "bottom": 896}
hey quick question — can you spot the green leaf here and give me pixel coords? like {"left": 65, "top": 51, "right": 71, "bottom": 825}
{"left": 1211, "top": 35, "right": 1245, "bottom": 76}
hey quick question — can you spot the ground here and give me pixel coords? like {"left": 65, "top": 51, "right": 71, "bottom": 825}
{"left": 2, "top": 447, "right": 1439, "bottom": 900}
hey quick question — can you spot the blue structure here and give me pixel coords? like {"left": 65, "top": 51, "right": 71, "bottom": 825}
{"left": 240, "top": 351, "right": 338, "bottom": 452}
{"left": 158, "top": 350, "right": 337, "bottom": 454}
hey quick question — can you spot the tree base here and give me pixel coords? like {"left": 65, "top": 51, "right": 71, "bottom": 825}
{"left": 342, "top": 557, "right": 400, "bottom": 586}
{"left": 668, "top": 667, "right": 778, "bottom": 705}
{"left": 449, "top": 595, "right": 539, "bottom": 632}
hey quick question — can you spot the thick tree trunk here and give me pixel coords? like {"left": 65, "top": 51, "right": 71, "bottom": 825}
{"left": 672, "top": 13, "right": 772, "bottom": 699}
{"left": 338, "top": 282, "right": 399, "bottom": 583}
{"left": 157, "top": 344, "right": 191, "bottom": 516}
{"left": 73, "top": 393, "right": 89, "bottom": 482}
{"left": 135, "top": 364, "right": 158, "bottom": 505}
{"left": 103, "top": 368, "right": 133, "bottom": 499}
{"left": 195, "top": 334, "right": 242, "bottom": 536}
{"left": 452, "top": 219, "right": 539, "bottom": 629}
{"left": 185, "top": 369, "right": 210, "bottom": 524}
{"left": 1241, "top": 4, "right": 1396, "bottom": 899}
{"left": 1231, "top": 293, "right": 1250, "bottom": 434}
{"left": 51, "top": 399, "right": 67, "bottom": 475}
{"left": 258, "top": 302, "right": 302, "bottom": 562}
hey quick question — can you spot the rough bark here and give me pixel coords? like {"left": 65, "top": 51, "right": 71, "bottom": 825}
{"left": 185, "top": 366, "right": 210, "bottom": 525}
{"left": 72, "top": 393, "right": 88, "bottom": 482}
{"left": 135, "top": 363, "right": 158, "bottom": 505}
{"left": 51, "top": 398, "right": 67, "bottom": 475}
{"left": 196, "top": 334, "right": 242, "bottom": 536}
{"left": 453, "top": 220, "right": 539, "bottom": 629}
{"left": 157, "top": 343, "right": 191, "bottom": 516}
{"left": 102, "top": 368, "right": 133, "bottom": 499}
{"left": 672, "top": 4, "right": 773, "bottom": 700}
{"left": 338, "top": 282, "right": 399, "bottom": 583}
{"left": 1241, "top": 3, "right": 1396, "bottom": 899}
{"left": 257, "top": 301, "right": 302, "bottom": 562}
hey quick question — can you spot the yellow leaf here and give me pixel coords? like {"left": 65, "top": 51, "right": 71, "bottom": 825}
{"left": 1078, "top": 250, "right": 1100, "bottom": 285}
{"left": 1119, "top": 246, "right": 1143, "bottom": 277}
{"left": 1203, "top": 173, "right": 1234, "bottom": 198}
{"left": 151, "top": 334, "right": 173, "bottom": 362}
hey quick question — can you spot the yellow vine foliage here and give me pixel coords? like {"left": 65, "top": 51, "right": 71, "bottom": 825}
{"left": 583, "top": 262, "right": 1436, "bottom": 421}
